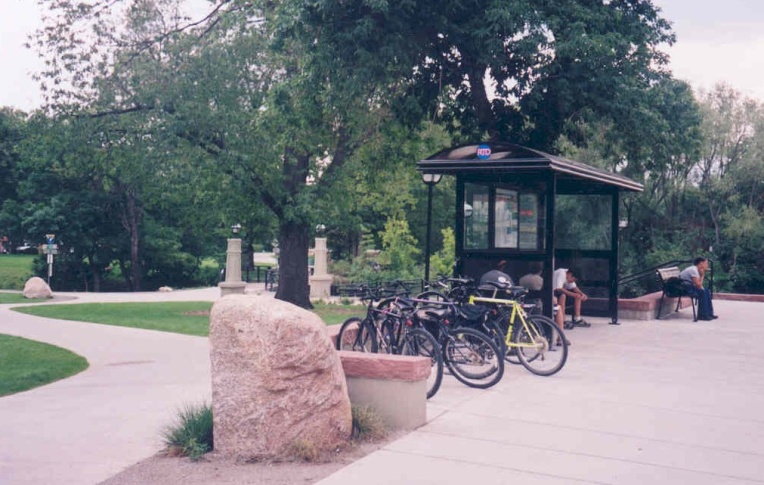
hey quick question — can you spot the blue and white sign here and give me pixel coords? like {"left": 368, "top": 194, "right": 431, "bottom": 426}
{"left": 477, "top": 144, "right": 491, "bottom": 160}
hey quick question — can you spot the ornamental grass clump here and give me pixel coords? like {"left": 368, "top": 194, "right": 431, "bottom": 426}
{"left": 351, "top": 405, "right": 387, "bottom": 442}
{"left": 162, "top": 403, "right": 213, "bottom": 461}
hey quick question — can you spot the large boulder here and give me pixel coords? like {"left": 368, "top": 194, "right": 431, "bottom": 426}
{"left": 210, "top": 294, "right": 352, "bottom": 459}
{"left": 23, "top": 277, "right": 53, "bottom": 299}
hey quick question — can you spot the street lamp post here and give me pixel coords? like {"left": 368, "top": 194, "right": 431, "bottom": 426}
{"left": 422, "top": 173, "right": 442, "bottom": 283}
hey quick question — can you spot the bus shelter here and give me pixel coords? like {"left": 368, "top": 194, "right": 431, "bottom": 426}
{"left": 418, "top": 142, "right": 643, "bottom": 323}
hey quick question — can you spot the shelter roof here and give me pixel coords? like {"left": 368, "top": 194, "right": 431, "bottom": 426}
{"left": 418, "top": 142, "right": 643, "bottom": 192}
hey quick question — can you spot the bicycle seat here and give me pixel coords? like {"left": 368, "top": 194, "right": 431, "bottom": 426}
{"left": 448, "top": 277, "right": 474, "bottom": 285}
{"left": 415, "top": 307, "right": 450, "bottom": 321}
{"left": 507, "top": 286, "right": 529, "bottom": 298}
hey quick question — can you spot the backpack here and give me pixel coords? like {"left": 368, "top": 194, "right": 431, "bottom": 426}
{"left": 664, "top": 277, "right": 690, "bottom": 297}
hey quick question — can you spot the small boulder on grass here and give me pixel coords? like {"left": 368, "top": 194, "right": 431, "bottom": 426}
{"left": 23, "top": 277, "right": 52, "bottom": 299}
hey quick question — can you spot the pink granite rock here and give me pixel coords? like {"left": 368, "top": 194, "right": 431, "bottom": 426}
{"left": 22, "top": 277, "right": 53, "bottom": 299}
{"left": 209, "top": 294, "right": 351, "bottom": 459}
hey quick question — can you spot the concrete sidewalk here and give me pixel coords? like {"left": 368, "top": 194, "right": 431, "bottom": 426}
{"left": 1, "top": 292, "right": 763, "bottom": 484}
{"left": 318, "top": 299, "right": 764, "bottom": 485}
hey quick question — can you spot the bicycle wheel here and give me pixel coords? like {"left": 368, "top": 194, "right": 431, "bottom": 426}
{"left": 480, "top": 317, "right": 507, "bottom": 358}
{"left": 400, "top": 327, "right": 444, "bottom": 399}
{"left": 519, "top": 315, "right": 560, "bottom": 364}
{"left": 514, "top": 315, "right": 568, "bottom": 376}
{"left": 336, "top": 317, "right": 378, "bottom": 353}
{"left": 443, "top": 327, "right": 504, "bottom": 389}
{"left": 378, "top": 317, "right": 403, "bottom": 354}
{"left": 486, "top": 309, "right": 519, "bottom": 365}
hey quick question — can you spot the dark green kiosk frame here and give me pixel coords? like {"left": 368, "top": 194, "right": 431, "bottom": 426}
{"left": 417, "top": 142, "right": 643, "bottom": 324}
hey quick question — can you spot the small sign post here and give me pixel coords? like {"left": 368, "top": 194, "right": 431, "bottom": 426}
{"left": 44, "top": 234, "right": 56, "bottom": 286}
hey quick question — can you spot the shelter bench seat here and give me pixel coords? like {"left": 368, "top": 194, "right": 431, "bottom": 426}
{"left": 656, "top": 267, "right": 698, "bottom": 321}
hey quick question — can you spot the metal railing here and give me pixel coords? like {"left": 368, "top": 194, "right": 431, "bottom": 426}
{"left": 331, "top": 279, "right": 426, "bottom": 297}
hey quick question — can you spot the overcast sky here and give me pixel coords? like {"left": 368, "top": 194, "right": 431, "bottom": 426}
{"left": 2, "top": 0, "right": 764, "bottom": 111}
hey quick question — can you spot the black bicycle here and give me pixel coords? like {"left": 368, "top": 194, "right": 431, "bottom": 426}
{"left": 336, "top": 286, "right": 444, "bottom": 399}
{"left": 383, "top": 295, "right": 505, "bottom": 389}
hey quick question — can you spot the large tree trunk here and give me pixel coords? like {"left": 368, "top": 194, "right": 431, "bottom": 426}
{"left": 275, "top": 221, "right": 312, "bottom": 308}
{"left": 123, "top": 186, "right": 143, "bottom": 291}
{"left": 87, "top": 254, "right": 101, "bottom": 292}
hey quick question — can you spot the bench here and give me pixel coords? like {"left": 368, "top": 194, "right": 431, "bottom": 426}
{"left": 656, "top": 267, "right": 698, "bottom": 321}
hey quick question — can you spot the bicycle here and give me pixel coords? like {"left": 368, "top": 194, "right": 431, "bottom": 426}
{"left": 385, "top": 294, "right": 505, "bottom": 389}
{"left": 336, "top": 286, "right": 444, "bottom": 399}
{"left": 469, "top": 283, "right": 568, "bottom": 376}
{"left": 418, "top": 277, "right": 507, "bottom": 358}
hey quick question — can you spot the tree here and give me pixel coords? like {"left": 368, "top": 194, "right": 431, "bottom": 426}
{"left": 0, "top": 109, "right": 28, "bottom": 250}
{"left": 289, "top": 0, "right": 675, "bottom": 149}
{"left": 32, "top": 0, "right": 681, "bottom": 302}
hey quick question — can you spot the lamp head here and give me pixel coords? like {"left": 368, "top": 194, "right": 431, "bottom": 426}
{"left": 421, "top": 173, "right": 442, "bottom": 185}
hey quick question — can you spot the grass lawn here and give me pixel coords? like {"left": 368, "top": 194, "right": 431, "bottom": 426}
{"left": 311, "top": 301, "right": 366, "bottom": 325}
{"left": 0, "top": 292, "right": 48, "bottom": 304}
{"left": 12, "top": 301, "right": 366, "bottom": 336}
{"left": 0, "top": 334, "right": 89, "bottom": 397}
{"left": 14, "top": 302, "right": 214, "bottom": 336}
{"left": 0, "top": 255, "right": 36, "bottom": 290}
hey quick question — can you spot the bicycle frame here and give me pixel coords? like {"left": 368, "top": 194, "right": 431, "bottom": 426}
{"left": 468, "top": 294, "right": 544, "bottom": 349}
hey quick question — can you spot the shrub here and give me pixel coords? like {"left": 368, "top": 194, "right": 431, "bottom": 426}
{"left": 429, "top": 227, "right": 455, "bottom": 279}
{"left": 289, "top": 439, "right": 321, "bottom": 462}
{"left": 162, "top": 403, "right": 213, "bottom": 461}
{"left": 351, "top": 405, "right": 387, "bottom": 441}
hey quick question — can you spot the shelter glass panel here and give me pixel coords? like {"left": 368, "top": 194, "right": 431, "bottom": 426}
{"left": 555, "top": 195, "right": 612, "bottom": 250}
{"left": 494, "top": 188, "right": 518, "bottom": 248}
{"left": 519, "top": 193, "right": 542, "bottom": 250}
{"left": 464, "top": 183, "right": 489, "bottom": 249}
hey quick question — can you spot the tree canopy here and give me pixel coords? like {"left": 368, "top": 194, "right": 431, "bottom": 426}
{"left": 1, "top": 1, "right": 758, "bottom": 297}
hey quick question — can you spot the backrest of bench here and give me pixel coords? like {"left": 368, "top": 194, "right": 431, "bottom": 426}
{"left": 657, "top": 266, "right": 681, "bottom": 282}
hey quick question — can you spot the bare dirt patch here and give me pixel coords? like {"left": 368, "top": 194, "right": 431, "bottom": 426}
{"left": 183, "top": 310, "right": 211, "bottom": 316}
{"left": 100, "top": 431, "right": 403, "bottom": 485}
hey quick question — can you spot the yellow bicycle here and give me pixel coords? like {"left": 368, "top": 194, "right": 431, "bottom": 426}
{"left": 469, "top": 284, "right": 568, "bottom": 376}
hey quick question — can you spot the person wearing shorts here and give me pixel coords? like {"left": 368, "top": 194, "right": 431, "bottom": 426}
{"left": 553, "top": 268, "right": 588, "bottom": 341}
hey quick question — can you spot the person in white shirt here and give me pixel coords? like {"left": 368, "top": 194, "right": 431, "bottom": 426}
{"left": 553, "top": 268, "right": 587, "bottom": 342}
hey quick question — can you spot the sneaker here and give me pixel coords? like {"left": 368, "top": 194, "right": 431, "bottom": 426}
{"left": 563, "top": 321, "right": 575, "bottom": 330}
{"left": 556, "top": 338, "right": 571, "bottom": 346}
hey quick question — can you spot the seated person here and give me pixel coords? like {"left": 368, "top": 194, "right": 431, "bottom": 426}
{"left": 679, "top": 257, "right": 717, "bottom": 321}
{"left": 519, "top": 262, "right": 543, "bottom": 291}
{"left": 480, "top": 260, "right": 513, "bottom": 289}
{"left": 519, "top": 262, "right": 543, "bottom": 313}
{"left": 553, "top": 268, "right": 588, "bottom": 334}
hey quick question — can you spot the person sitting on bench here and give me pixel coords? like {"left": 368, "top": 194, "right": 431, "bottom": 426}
{"left": 553, "top": 267, "right": 588, "bottom": 332}
{"left": 679, "top": 257, "right": 718, "bottom": 321}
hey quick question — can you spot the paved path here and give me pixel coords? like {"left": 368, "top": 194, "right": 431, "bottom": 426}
{"left": 0, "top": 287, "right": 227, "bottom": 485}
{"left": 2, "top": 291, "right": 763, "bottom": 484}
